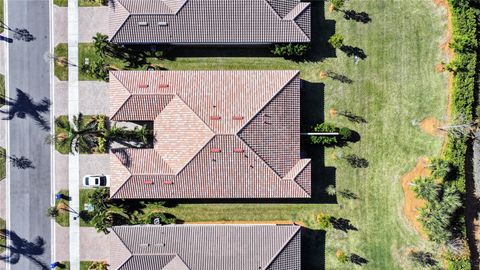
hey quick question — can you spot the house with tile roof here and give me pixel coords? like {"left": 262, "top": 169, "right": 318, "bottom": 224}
{"left": 109, "top": 0, "right": 311, "bottom": 44}
{"left": 109, "top": 70, "right": 311, "bottom": 199}
{"left": 109, "top": 224, "right": 301, "bottom": 270}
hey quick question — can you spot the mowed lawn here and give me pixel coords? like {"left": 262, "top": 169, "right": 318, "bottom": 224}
{"left": 156, "top": 1, "right": 447, "bottom": 269}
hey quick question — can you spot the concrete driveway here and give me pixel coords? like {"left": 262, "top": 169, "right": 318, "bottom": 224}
{"left": 79, "top": 154, "right": 110, "bottom": 188}
{"left": 54, "top": 6, "right": 108, "bottom": 44}
{"left": 79, "top": 81, "right": 108, "bottom": 115}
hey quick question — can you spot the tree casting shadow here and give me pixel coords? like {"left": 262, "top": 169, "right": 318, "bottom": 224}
{"left": 0, "top": 230, "right": 49, "bottom": 270}
{"left": 330, "top": 217, "right": 358, "bottom": 233}
{"left": 342, "top": 10, "right": 372, "bottom": 24}
{"left": 0, "top": 89, "right": 51, "bottom": 131}
{"left": 340, "top": 45, "right": 367, "bottom": 59}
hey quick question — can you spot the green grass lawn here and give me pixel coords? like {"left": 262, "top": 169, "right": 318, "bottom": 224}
{"left": 0, "top": 218, "right": 5, "bottom": 253}
{"left": 0, "top": 147, "right": 5, "bottom": 181}
{"left": 53, "top": 1, "right": 450, "bottom": 268}
{"left": 55, "top": 190, "right": 70, "bottom": 227}
{"left": 54, "top": 0, "right": 104, "bottom": 7}
{"left": 0, "top": 74, "right": 5, "bottom": 106}
{"left": 55, "top": 261, "right": 100, "bottom": 270}
{"left": 54, "top": 44, "right": 68, "bottom": 81}
{"left": 0, "top": 0, "right": 4, "bottom": 34}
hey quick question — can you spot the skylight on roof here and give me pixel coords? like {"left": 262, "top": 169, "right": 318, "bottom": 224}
{"left": 138, "top": 22, "right": 149, "bottom": 26}
{"left": 157, "top": 22, "right": 168, "bottom": 26}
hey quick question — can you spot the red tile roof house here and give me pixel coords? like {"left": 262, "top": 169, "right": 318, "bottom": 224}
{"left": 109, "top": 70, "right": 311, "bottom": 199}
{"left": 109, "top": 224, "right": 301, "bottom": 270}
{"left": 108, "top": 0, "right": 311, "bottom": 45}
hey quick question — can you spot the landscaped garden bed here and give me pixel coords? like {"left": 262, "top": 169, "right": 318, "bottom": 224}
{"left": 54, "top": 115, "right": 107, "bottom": 154}
{"left": 54, "top": 261, "right": 107, "bottom": 270}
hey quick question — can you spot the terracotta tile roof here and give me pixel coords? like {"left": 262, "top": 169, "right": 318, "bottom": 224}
{"left": 109, "top": 0, "right": 311, "bottom": 44}
{"left": 109, "top": 70, "right": 311, "bottom": 199}
{"left": 109, "top": 225, "right": 301, "bottom": 270}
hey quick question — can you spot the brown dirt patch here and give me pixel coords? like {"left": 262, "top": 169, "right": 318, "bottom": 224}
{"left": 435, "top": 63, "right": 445, "bottom": 73}
{"left": 57, "top": 202, "right": 68, "bottom": 214}
{"left": 420, "top": 117, "right": 446, "bottom": 137}
{"left": 56, "top": 57, "right": 68, "bottom": 67}
{"left": 329, "top": 108, "right": 337, "bottom": 117}
{"left": 401, "top": 157, "right": 431, "bottom": 238}
{"left": 319, "top": 71, "right": 327, "bottom": 79}
{"left": 328, "top": 4, "right": 334, "bottom": 13}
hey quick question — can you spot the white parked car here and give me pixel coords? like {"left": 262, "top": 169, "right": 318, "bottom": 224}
{"left": 83, "top": 175, "right": 110, "bottom": 187}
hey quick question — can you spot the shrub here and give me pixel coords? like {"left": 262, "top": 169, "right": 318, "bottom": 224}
{"left": 336, "top": 249, "right": 349, "bottom": 263}
{"left": 271, "top": 43, "right": 310, "bottom": 57}
{"left": 316, "top": 213, "right": 332, "bottom": 229}
{"left": 330, "top": 0, "right": 346, "bottom": 10}
{"left": 310, "top": 123, "right": 338, "bottom": 145}
{"left": 142, "top": 212, "right": 176, "bottom": 225}
{"left": 328, "top": 34, "right": 344, "bottom": 49}
{"left": 96, "top": 137, "right": 107, "bottom": 153}
{"left": 338, "top": 127, "right": 352, "bottom": 140}
{"left": 325, "top": 185, "right": 336, "bottom": 196}
{"left": 429, "top": 158, "right": 456, "bottom": 180}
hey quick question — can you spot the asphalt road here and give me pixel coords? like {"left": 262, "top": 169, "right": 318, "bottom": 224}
{"left": 5, "top": 0, "right": 52, "bottom": 269}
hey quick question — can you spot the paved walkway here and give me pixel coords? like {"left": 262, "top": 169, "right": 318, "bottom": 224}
{"left": 54, "top": 6, "right": 108, "bottom": 44}
{"left": 67, "top": 0, "right": 80, "bottom": 267}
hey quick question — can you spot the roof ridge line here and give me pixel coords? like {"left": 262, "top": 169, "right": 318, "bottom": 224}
{"left": 263, "top": 226, "right": 301, "bottom": 269}
{"left": 236, "top": 70, "right": 299, "bottom": 133}
{"left": 288, "top": 3, "right": 311, "bottom": 40}
{"left": 174, "top": 94, "right": 215, "bottom": 134}
{"left": 111, "top": 227, "right": 135, "bottom": 268}
{"left": 109, "top": 0, "right": 131, "bottom": 42}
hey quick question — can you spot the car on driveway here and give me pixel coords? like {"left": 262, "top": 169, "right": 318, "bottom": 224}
{"left": 83, "top": 175, "right": 110, "bottom": 187}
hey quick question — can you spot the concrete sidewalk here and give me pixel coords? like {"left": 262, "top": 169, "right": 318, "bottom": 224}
{"left": 55, "top": 6, "right": 108, "bottom": 45}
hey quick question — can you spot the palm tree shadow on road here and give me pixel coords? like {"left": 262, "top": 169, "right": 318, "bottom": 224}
{"left": 0, "top": 89, "right": 51, "bottom": 131}
{"left": 0, "top": 230, "right": 49, "bottom": 270}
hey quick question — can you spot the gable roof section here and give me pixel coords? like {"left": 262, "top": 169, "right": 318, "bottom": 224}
{"left": 109, "top": 225, "right": 301, "bottom": 270}
{"left": 109, "top": 70, "right": 311, "bottom": 199}
{"left": 109, "top": 0, "right": 311, "bottom": 44}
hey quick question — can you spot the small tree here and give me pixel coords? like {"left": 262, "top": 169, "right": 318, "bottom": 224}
{"left": 338, "top": 127, "right": 352, "bottom": 140}
{"left": 330, "top": 0, "right": 346, "bottom": 11}
{"left": 47, "top": 206, "right": 60, "bottom": 218}
{"left": 343, "top": 154, "right": 369, "bottom": 168}
{"left": 92, "top": 33, "right": 112, "bottom": 57}
{"left": 410, "top": 177, "right": 439, "bottom": 202}
{"left": 325, "top": 185, "right": 336, "bottom": 196}
{"left": 428, "top": 158, "right": 454, "bottom": 180}
{"left": 336, "top": 249, "right": 349, "bottom": 263}
{"left": 328, "top": 34, "right": 344, "bottom": 49}
{"left": 408, "top": 251, "right": 437, "bottom": 267}
{"left": 88, "top": 261, "right": 109, "bottom": 270}
{"left": 316, "top": 213, "right": 332, "bottom": 229}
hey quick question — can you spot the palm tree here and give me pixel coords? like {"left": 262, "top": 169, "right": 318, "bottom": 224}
{"left": 54, "top": 114, "right": 100, "bottom": 154}
{"left": 92, "top": 33, "right": 111, "bottom": 57}
{"left": 89, "top": 187, "right": 110, "bottom": 211}
{"left": 325, "top": 185, "right": 336, "bottom": 196}
{"left": 46, "top": 206, "right": 59, "bottom": 218}
{"left": 440, "top": 185, "right": 461, "bottom": 213}
{"left": 410, "top": 177, "right": 439, "bottom": 202}
{"left": 88, "top": 262, "right": 109, "bottom": 270}
{"left": 103, "top": 123, "right": 129, "bottom": 142}
{"left": 428, "top": 158, "right": 453, "bottom": 179}
{"left": 133, "top": 125, "right": 153, "bottom": 145}
{"left": 92, "top": 207, "right": 129, "bottom": 234}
